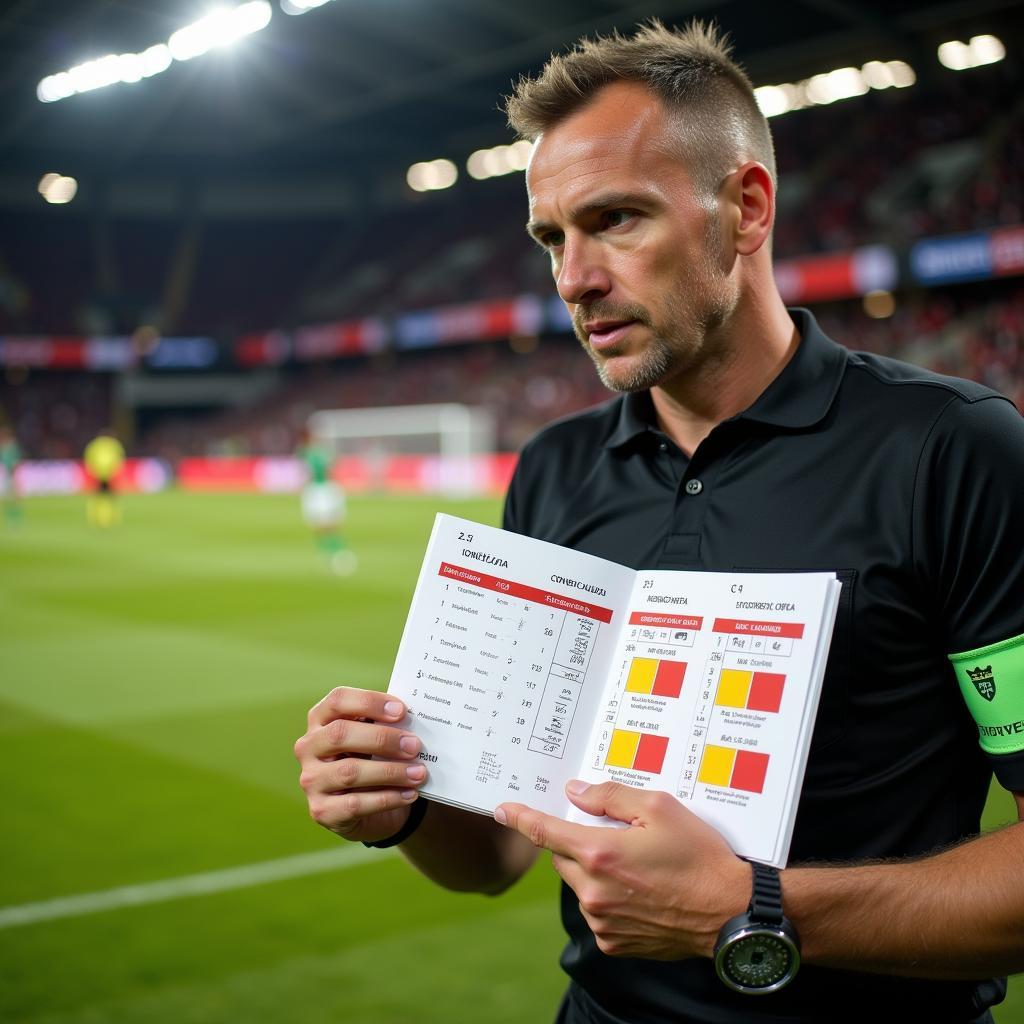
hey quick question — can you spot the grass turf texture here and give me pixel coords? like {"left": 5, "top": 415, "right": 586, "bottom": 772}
{"left": 0, "top": 491, "right": 1020, "bottom": 1023}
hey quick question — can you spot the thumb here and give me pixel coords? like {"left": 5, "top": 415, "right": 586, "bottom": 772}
{"left": 564, "top": 779, "right": 643, "bottom": 824}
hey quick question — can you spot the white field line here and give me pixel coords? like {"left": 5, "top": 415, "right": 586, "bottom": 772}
{"left": 0, "top": 846, "right": 394, "bottom": 930}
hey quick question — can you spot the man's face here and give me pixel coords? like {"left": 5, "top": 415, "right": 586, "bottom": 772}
{"left": 526, "top": 81, "right": 737, "bottom": 393}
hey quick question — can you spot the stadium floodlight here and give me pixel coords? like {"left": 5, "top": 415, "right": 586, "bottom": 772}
{"left": 751, "top": 85, "right": 791, "bottom": 118}
{"left": 755, "top": 59, "right": 914, "bottom": 118}
{"left": 38, "top": 50, "right": 157, "bottom": 101}
{"left": 887, "top": 61, "right": 916, "bottom": 87}
{"left": 805, "top": 67, "right": 869, "bottom": 105}
{"left": 141, "top": 44, "right": 174, "bottom": 77}
{"left": 466, "top": 140, "right": 533, "bottom": 181}
{"left": 861, "top": 61, "right": 896, "bottom": 89}
{"left": 38, "top": 173, "right": 78, "bottom": 205}
{"left": 281, "top": 0, "right": 333, "bottom": 13}
{"left": 37, "top": 3, "right": 270, "bottom": 103}
{"left": 937, "top": 34, "right": 1005, "bottom": 71}
{"left": 37, "top": 73, "right": 75, "bottom": 103}
{"left": 969, "top": 35, "right": 1006, "bottom": 65}
{"left": 68, "top": 55, "right": 125, "bottom": 93}
{"left": 168, "top": 3, "right": 273, "bottom": 61}
{"left": 407, "top": 159, "right": 459, "bottom": 192}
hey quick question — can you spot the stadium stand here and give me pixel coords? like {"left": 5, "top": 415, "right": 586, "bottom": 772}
{"left": 1, "top": 22, "right": 1021, "bottom": 468}
{"left": 771, "top": 61, "right": 1022, "bottom": 257}
{"left": 126, "top": 282, "right": 1020, "bottom": 461}
{"left": 9, "top": 280, "right": 1016, "bottom": 465}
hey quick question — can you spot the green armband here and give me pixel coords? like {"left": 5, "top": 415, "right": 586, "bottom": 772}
{"left": 948, "top": 632, "right": 1024, "bottom": 756}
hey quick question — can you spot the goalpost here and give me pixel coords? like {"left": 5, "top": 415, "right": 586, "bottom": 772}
{"left": 307, "top": 402, "right": 498, "bottom": 495}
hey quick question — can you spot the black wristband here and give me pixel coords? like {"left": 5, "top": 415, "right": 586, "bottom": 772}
{"left": 748, "top": 861, "right": 785, "bottom": 924}
{"left": 361, "top": 796, "right": 429, "bottom": 849}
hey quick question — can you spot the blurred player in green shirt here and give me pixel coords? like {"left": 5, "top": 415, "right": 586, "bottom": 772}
{"left": 83, "top": 428, "right": 126, "bottom": 527}
{"left": 0, "top": 424, "right": 21, "bottom": 525}
{"left": 298, "top": 430, "right": 355, "bottom": 575}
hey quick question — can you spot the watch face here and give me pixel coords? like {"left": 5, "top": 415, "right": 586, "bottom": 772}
{"left": 717, "top": 929, "right": 799, "bottom": 994}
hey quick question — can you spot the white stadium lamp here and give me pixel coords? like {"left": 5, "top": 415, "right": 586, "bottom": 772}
{"left": 37, "top": 2, "right": 271, "bottom": 102}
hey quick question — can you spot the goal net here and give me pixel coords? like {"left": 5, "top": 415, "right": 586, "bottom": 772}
{"left": 307, "top": 402, "right": 498, "bottom": 496}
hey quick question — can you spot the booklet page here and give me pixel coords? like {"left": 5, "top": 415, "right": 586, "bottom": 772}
{"left": 573, "top": 568, "right": 840, "bottom": 866}
{"left": 387, "top": 514, "right": 634, "bottom": 817}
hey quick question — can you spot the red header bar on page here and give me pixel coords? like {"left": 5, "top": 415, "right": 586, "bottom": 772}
{"left": 439, "top": 563, "right": 614, "bottom": 623}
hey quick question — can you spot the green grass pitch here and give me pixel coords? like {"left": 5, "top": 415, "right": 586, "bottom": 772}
{"left": 0, "top": 491, "right": 1020, "bottom": 1023}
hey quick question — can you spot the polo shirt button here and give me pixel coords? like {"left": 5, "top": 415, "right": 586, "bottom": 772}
{"left": 685, "top": 479, "right": 703, "bottom": 495}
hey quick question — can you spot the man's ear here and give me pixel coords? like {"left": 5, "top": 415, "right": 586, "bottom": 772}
{"left": 723, "top": 161, "right": 775, "bottom": 257}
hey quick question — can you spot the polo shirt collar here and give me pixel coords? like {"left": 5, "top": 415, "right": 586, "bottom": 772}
{"left": 737, "top": 308, "right": 847, "bottom": 429}
{"left": 605, "top": 391, "right": 658, "bottom": 449}
{"left": 604, "top": 308, "right": 847, "bottom": 449}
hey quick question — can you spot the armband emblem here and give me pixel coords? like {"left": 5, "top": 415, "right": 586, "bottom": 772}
{"left": 967, "top": 665, "right": 996, "bottom": 702}
{"left": 949, "top": 632, "right": 1024, "bottom": 757}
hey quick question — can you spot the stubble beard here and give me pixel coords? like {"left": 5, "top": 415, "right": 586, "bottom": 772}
{"left": 573, "top": 219, "right": 735, "bottom": 394}
{"left": 572, "top": 302, "right": 672, "bottom": 393}
{"left": 586, "top": 327, "right": 675, "bottom": 393}
{"left": 573, "top": 288, "right": 732, "bottom": 395}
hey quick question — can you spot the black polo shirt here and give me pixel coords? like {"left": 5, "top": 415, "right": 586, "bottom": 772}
{"left": 503, "top": 309, "right": 1024, "bottom": 1024}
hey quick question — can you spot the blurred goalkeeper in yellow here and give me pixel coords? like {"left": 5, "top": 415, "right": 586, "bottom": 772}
{"left": 83, "top": 428, "right": 126, "bottom": 527}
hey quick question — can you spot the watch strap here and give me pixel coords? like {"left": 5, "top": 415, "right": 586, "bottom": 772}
{"left": 361, "top": 796, "right": 429, "bottom": 849}
{"left": 748, "top": 861, "right": 784, "bottom": 924}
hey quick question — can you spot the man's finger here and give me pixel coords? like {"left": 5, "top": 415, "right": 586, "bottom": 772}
{"left": 307, "top": 686, "right": 406, "bottom": 728}
{"left": 308, "top": 788, "right": 421, "bottom": 833}
{"left": 494, "top": 801, "right": 590, "bottom": 857}
{"left": 562, "top": 779, "right": 655, "bottom": 825}
{"left": 550, "top": 852, "right": 588, "bottom": 893}
{"left": 304, "top": 756, "right": 428, "bottom": 796}
{"left": 306, "top": 717, "right": 421, "bottom": 761}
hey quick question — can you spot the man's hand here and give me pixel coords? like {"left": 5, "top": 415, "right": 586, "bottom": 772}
{"left": 294, "top": 686, "right": 426, "bottom": 844}
{"left": 495, "top": 780, "right": 748, "bottom": 960}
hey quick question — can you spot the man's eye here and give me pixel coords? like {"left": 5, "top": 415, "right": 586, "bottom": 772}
{"left": 605, "top": 210, "right": 632, "bottom": 228}
{"left": 543, "top": 232, "right": 565, "bottom": 249}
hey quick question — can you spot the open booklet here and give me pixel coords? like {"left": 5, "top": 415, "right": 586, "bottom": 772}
{"left": 386, "top": 514, "right": 841, "bottom": 867}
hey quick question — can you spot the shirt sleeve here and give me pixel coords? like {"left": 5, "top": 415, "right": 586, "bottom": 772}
{"left": 915, "top": 394, "right": 1024, "bottom": 790}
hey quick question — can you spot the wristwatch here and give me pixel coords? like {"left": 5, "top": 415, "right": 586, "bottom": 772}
{"left": 713, "top": 860, "right": 801, "bottom": 995}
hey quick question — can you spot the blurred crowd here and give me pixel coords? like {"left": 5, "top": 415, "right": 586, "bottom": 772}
{"left": 4, "top": 281, "right": 1013, "bottom": 463}
{"left": 0, "top": 372, "right": 113, "bottom": 460}
{"left": 0, "top": 62, "right": 1020, "bottom": 338}
{"left": 0, "top": 59, "right": 1022, "bottom": 462}
{"left": 771, "top": 62, "right": 1022, "bottom": 257}
{"left": 158, "top": 284, "right": 1024, "bottom": 459}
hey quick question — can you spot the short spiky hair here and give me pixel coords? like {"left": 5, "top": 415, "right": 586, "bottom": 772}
{"left": 505, "top": 20, "right": 775, "bottom": 198}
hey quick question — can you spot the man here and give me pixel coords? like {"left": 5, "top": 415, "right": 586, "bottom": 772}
{"left": 83, "top": 427, "right": 126, "bottom": 527}
{"left": 296, "top": 428, "right": 356, "bottom": 575}
{"left": 294, "top": 22, "right": 1024, "bottom": 1023}
{"left": 0, "top": 423, "right": 21, "bottom": 525}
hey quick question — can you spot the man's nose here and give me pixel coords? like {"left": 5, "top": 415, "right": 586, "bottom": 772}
{"left": 556, "top": 237, "right": 611, "bottom": 306}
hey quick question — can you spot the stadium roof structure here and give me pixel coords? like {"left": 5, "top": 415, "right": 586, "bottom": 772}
{"left": 0, "top": 0, "right": 1019, "bottom": 217}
